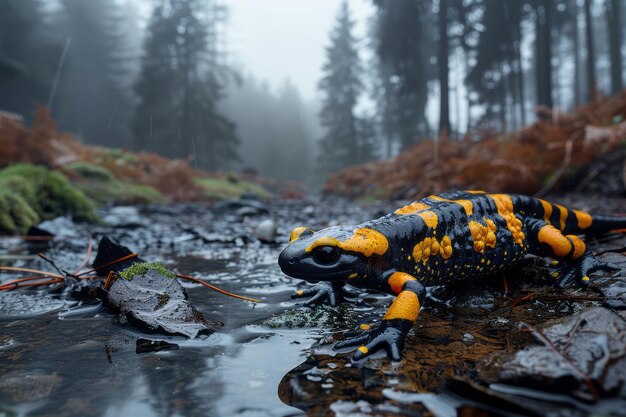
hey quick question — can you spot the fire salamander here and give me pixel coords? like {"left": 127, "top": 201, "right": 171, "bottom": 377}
{"left": 278, "top": 191, "right": 625, "bottom": 361}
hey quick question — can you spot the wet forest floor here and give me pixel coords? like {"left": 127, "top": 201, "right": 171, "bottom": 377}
{"left": 0, "top": 194, "right": 625, "bottom": 417}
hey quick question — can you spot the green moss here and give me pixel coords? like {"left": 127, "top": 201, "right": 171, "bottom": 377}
{"left": 0, "top": 164, "right": 99, "bottom": 233}
{"left": 0, "top": 191, "right": 39, "bottom": 233}
{"left": 69, "top": 162, "right": 164, "bottom": 205}
{"left": 69, "top": 162, "right": 116, "bottom": 182}
{"left": 100, "top": 148, "right": 140, "bottom": 165}
{"left": 119, "top": 262, "right": 176, "bottom": 281}
{"left": 262, "top": 305, "right": 358, "bottom": 329}
{"left": 195, "top": 176, "right": 272, "bottom": 200}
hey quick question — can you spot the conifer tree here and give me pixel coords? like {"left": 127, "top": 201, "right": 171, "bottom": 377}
{"left": 132, "top": 0, "right": 239, "bottom": 170}
{"left": 55, "top": 0, "right": 135, "bottom": 147}
{"left": 0, "top": 0, "right": 58, "bottom": 118}
{"left": 372, "top": 0, "right": 435, "bottom": 148}
{"left": 318, "top": 2, "right": 375, "bottom": 173}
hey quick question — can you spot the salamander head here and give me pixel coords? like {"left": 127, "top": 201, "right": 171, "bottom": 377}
{"left": 278, "top": 225, "right": 389, "bottom": 282}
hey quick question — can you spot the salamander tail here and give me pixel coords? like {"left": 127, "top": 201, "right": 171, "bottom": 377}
{"left": 584, "top": 214, "right": 626, "bottom": 235}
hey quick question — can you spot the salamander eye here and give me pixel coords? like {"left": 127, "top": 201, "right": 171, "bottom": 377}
{"left": 312, "top": 246, "right": 340, "bottom": 265}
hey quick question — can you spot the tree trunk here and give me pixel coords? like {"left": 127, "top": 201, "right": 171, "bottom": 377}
{"left": 515, "top": 17, "right": 526, "bottom": 126}
{"left": 573, "top": 0, "right": 581, "bottom": 106}
{"left": 607, "top": 0, "right": 623, "bottom": 93}
{"left": 584, "top": 0, "right": 596, "bottom": 100}
{"left": 535, "top": 1, "right": 553, "bottom": 114}
{"left": 438, "top": 0, "right": 450, "bottom": 138}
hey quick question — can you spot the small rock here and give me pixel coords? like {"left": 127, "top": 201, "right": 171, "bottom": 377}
{"left": 255, "top": 219, "right": 277, "bottom": 243}
{"left": 102, "top": 206, "right": 146, "bottom": 228}
{"left": 136, "top": 338, "right": 179, "bottom": 354}
{"left": 213, "top": 199, "right": 268, "bottom": 215}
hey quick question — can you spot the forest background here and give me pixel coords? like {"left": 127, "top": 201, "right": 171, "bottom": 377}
{"left": 0, "top": 0, "right": 624, "bottom": 189}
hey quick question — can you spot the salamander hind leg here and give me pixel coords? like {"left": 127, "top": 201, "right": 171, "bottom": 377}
{"left": 525, "top": 219, "right": 620, "bottom": 287}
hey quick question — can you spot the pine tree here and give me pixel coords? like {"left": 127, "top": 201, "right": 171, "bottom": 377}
{"left": 438, "top": 0, "right": 451, "bottom": 137}
{"left": 318, "top": 2, "right": 375, "bottom": 173}
{"left": 606, "top": 0, "right": 623, "bottom": 93}
{"left": 0, "top": 0, "right": 58, "bottom": 118}
{"left": 465, "top": 0, "right": 525, "bottom": 130}
{"left": 54, "top": 0, "right": 135, "bottom": 147}
{"left": 132, "top": 0, "right": 239, "bottom": 170}
{"left": 372, "top": 0, "right": 435, "bottom": 148}
{"left": 584, "top": 0, "right": 596, "bottom": 99}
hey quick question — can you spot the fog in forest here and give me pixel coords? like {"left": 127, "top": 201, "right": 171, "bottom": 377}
{"left": 1, "top": 0, "right": 625, "bottom": 185}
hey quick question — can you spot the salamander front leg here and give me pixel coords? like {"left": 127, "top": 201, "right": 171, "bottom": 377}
{"left": 335, "top": 272, "right": 424, "bottom": 361}
{"left": 291, "top": 281, "right": 345, "bottom": 306}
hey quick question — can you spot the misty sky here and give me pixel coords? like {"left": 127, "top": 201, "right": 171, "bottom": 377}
{"left": 225, "top": 0, "right": 375, "bottom": 101}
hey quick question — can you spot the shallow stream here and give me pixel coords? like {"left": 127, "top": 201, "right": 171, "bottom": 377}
{"left": 1, "top": 197, "right": 625, "bottom": 417}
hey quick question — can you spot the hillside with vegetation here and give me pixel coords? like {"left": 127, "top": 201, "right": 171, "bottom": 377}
{"left": 0, "top": 108, "right": 281, "bottom": 233}
{"left": 323, "top": 91, "right": 626, "bottom": 201}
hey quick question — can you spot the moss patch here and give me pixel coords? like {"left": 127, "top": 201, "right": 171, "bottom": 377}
{"left": 195, "top": 176, "right": 272, "bottom": 200}
{"left": 69, "top": 162, "right": 164, "bottom": 205}
{"left": 0, "top": 164, "right": 99, "bottom": 233}
{"left": 119, "top": 262, "right": 176, "bottom": 281}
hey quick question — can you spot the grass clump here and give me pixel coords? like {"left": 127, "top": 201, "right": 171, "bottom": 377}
{"left": 195, "top": 176, "right": 272, "bottom": 200}
{"left": 0, "top": 164, "right": 99, "bottom": 233}
{"left": 119, "top": 262, "right": 176, "bottom": 281}
{"left": 69, "top": 162, "right": 164, "bottom": 205}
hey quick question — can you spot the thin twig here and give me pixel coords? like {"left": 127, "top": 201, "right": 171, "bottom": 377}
{"left": 0, "top": 266, "right": 63, "bottom": 279}
{"left": 176, "top": 273, "right": 260, "bottom": 303}
{"left": 77, "top": 253, "right": 138, "bottom": 277}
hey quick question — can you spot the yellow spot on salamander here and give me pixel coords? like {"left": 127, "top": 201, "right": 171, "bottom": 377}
{"left": 384, "top": 291, "right": 420, "bottom": 321}
{"left": 440, "top": 236, "right": 453, "bottom": 259}
{"left": 296, "top": 290, "right": 304, "bottom": 296}
{"left": 348, "top": 273, "right": 358, "bottom": 279}
{"left": 556, "top": 204, "right": 568, "bottom": 231}
{"left": 550, "top": 260, "right": 559, "bottom": 266}
{"left": 573, "top": 210, "right": 593, "bottom": 229}
{"left": 413, "top": 235, "right": 453, "bottom": 263}
{"left": 489, "top": 194, "right": 525, "bottom": 245}
{"left": 539, "top": 199, "right": 553, "bottom": 222}
{"left": 305, "top": 228, "right": 389, "bottom": 257}
{"left": 551, "top": 271, "right": 559, "bottom": 278}
{"left": 358, "top": 346, "right": 369, "bottom": 354}
{"left": 469, "top": 219, "right": 497, "bottom": 252}
{"left": 417, "top": 210, "right": 438, "bottom": 229}
{"left": 466, "top": 190, "right": 485, "bottom": 194}
{"left": 429, "top": 195, "right": 474, "bottom": 216}
{"left": 568, "top": 235, "right": 586, "bottom": 259}
{"left": 582, "top": 276, "right": 590, "bottom": 282}
{"left": 388, "top": 272, "right": 416, "bottom": 294}
{"left": 359, "top": 324, "right": 371, "bottom": 330}
{"left": 538, "top": 224, "right": 572, "bottom": 257}
{"left": 395, "top": 201, "right": 430, "bottom": 215}
{"left": 289, "top": 226, "right": 312, "bottom": 242}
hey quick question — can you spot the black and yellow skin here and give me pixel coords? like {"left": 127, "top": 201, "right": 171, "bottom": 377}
{"left": 278, "top": 191, "right": 625, "bottom": 361}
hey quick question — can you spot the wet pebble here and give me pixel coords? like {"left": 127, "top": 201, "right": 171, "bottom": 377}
{"left": 254, "top": 219, "right": 278, "bottom": 243}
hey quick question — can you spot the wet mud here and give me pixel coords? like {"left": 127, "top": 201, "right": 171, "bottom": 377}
{"left": 0, "top": 196, "right": 625, "bottom": 417}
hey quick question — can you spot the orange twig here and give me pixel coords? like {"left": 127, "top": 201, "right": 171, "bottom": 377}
{"left": 0, "top": 276, "right": 58, "bottom": 288}
{"left": 176, "top": 273, "right": 260, "bottom": 303}
{"left": 0, "top": 266, "right": 63, "bottom": 279}
{"left": 77, "top": 253, "right": 138, "bottom": 277}
{"left": 0, "top": 236, "right": 54, "bottom": 241}
{"left": 0, "top": 278, "right": 64, "bottom": 291}
{"left": 511, "top": 292, "right": 535, "bottom": 308}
